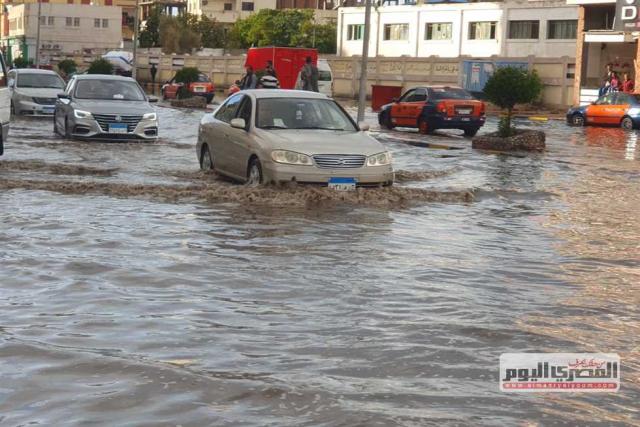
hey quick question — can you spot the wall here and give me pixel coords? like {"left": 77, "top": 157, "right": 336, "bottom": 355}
{"left": 338, "top": 1, "right": 577, "bottom": 59}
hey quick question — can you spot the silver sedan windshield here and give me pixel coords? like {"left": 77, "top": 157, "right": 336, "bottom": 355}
{"left": 256, "top": 98, "right": 357, "bottom": 131}
{"left": 75, "top": 80, "right": 145, "bottom": 101}
{"left": 17, "top": 73, "right": 65, "bottom": 89}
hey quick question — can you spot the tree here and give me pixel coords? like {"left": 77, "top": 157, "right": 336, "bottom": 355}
{"left": 56, "top": 59, "right": 77, "bottom": 77}
{"left": 159, "top": 15, "right": 201, "bottom": 54}
{"left": 87, "top": 58, "right": 114, "bottom": 75}
{"left": 230, "top": 9, "right": 315, "bottom": 49}
{"left": 197, "top": 15, "right": 226, "bottom": 49}
{"left": 174, "top": 67, "right": 201, "bottom": 99}
{"left": 483, "top": 67, "right": 543, "bottom": 137}
{"left": 139, "top": 6, "right": 162, "bottom": 48}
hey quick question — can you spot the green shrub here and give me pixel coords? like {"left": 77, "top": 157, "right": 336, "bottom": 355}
{"left": 13, "top": 56, "right": 32, "bottom": 69}
{"left": 174, "top": 67, "right": 200, "bottom": 84}
{"left": 483, "top": 67, "right": 543, "bottom": 137}
{"left": 87, "top": 58, "right": 114, "bottom": 75}
{"left": 57, "top": 59, "right": 77, "bottom": 76}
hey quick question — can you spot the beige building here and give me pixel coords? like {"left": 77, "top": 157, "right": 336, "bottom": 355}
{"left": 3, "top": 3, "right": 123, "bottom": 64}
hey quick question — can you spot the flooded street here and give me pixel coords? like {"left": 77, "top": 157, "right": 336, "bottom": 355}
{"left": 0, "top": 106, "right": 638, "bottom": 426}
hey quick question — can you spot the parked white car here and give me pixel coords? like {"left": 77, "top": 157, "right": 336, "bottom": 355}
{"left": 8, "top": 68, "right": 65, "bottom": 116}
{"left": 0, "top": 53, "right": 11, "bottom": 156}
{"left": 196, "top": 90, "right": 393, "bottom": 188}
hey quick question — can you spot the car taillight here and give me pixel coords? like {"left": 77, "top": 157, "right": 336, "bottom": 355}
{"left": 437, "top": 102, "right": 447, "bottom": 114}
{"left": 480, "top": 102, "right": 486, "bottom": 115}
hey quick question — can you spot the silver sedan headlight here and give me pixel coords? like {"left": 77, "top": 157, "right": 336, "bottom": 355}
{"left": 143, "top": 112, "right": 157, "bottom": 121}
{"left": 366, "top": 151, "right": 392, "bottom": 167}
{"left": 271, "top": 150, "right": 312, "bottom": 166}
{"left": 74, "top": 109, "right": 93, "bottom": 119}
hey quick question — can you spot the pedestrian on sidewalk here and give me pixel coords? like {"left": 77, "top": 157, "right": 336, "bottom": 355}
{"left": 150, "top": 63, "right": 157, "bottom": 85}
{"left": 239, "top": 65, "right": 257, "bottom": 90}
{"left": 300, "top": 57, "right": 319, "bottom": 92}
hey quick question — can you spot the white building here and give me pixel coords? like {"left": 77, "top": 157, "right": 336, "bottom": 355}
{"left": 3, "top": 3, "right": 123, "bottom": 63}
{"left": 337, "top": 0, "right": 578, "bottom": 58}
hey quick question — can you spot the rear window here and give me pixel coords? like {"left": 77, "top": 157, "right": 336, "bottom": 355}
{"left": 318, "top": 70, "right": 332, "bottom": 82}
{"left": 429, "top": 88, "right": 473, "bottom": 100}
{"left": 197, "top": 73, "right": 210, "bottom": 82}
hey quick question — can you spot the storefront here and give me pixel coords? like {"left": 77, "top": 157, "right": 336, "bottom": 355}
{"left": 571, "top": 0, "right": 640, "bottom": 104}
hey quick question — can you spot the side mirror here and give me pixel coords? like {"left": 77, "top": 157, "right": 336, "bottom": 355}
{"left": 57, "top": 93, "right": 70, "bottom": 100}
{"left": 148, "top": 96, "right": 158, "bottom": 103}
{"left": 230, "top": 118, "right": 246, "bottom": 130}
{"left": 359, "top": 122, "right": 370, "bottom": 132}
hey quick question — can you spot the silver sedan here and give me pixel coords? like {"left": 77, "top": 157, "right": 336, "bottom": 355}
{"left": 196, "top": 90, "right": 394, "bottom": 188}
{"left": 8, "top": 68, "right": 65, "bottom": 117}
{"left": 54, "top": 74, "right": 158, "bottom": 140}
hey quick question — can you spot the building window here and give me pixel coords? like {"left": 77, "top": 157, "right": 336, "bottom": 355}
{"left": 102, "top": 19, "right": 108, "bottom": 28}
{"left": 224, "top": 3, "right": 232, "bottom": 10}
{"left": 383, "top": 23, "right": 409, "bottom": 41}
{"left": 548, "top": 20, "right": 577, "bottom": 39}
{"left": 95, "top": 18, "right": 100, "bottom": 28}
{"left": 48, "top": 16, "right": 54, "bottom": 26}
{"left": 74, "top": 17, "right": 80, "bottom": 27}
{"left": 66, "top": 17, "right": 73, "bottom": 27}
{"left": 508, "top": 20, "right": 539, "bottom": 39}
{"left": 241, "top": 2, "right": 254, "bottom": 11}
{"left": 425, "top": 22, "right": 452, "bottom": 40}
{"left": 468, "top": 21, "right": 497, "bottom": 40}
{"left": 67, "top": 0, "right": 73, "bottom": 3}
{"left": 40, "top": 16, "right": 46, "bottom": 25}
{"left": 347, "top": 24, "right": 364, "bottom": 41}
{"left": 105, "top": 0, "right": 113, "bottom": 4}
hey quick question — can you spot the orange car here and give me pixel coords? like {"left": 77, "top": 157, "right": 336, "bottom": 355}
{"left": 566, "top": 92, "right": 640, "bottom": 130}
{"left": 378, "top": 86, "right": 486, "bottom": 137}
{"left": 161, "top": 72, "right": 215, "bottom": 103}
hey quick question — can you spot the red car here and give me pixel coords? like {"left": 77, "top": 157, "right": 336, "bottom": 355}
{"left": 378, "top": 86, "right": 486, "bottom": 137}
{"left": 162, "top": 72, "right": 215, "bottom": 103}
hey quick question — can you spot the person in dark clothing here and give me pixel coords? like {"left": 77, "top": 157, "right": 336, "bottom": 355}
{"left": 265, "top": 60, "right": 277, "bottom": 78}
{"left": 599, "top": 63, "right": 615, "bottom": 97}
{"left": 300, "top": 56, "right": 319, "bottom": 92}
{"left": 239, "top": 65, "right": 257, "bottom": 90}
{"left": 150, "top": 63, "right": 157, "bottom": 84}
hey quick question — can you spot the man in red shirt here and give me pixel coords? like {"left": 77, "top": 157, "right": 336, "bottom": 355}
{"left": 622, "top": 73, "right": 635, "bottom": 93}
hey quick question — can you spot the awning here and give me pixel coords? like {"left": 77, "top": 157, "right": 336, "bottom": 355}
{"left": 584, "top": 32, "right": 636, "bottom": 43}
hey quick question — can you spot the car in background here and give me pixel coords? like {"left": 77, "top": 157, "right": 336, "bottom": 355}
{"left": 567, "top": 92, "right": 640, "bottom": 130}
{"left": 161, "top": 72, "right": 215, "bottom": 103}
{"left": 8, "top": 68, "right": 65, "bottom": 116}
{"left": 378, "top": 86, "right": 486, "bottom": 137}
{"left": 0, "top": 52, "right": 10, "bottom": 156}
{"left": 54, "top": 74, "right": 158, "bottom": 140}
{"left": 196, "top": 90, "right": 393, "bottom": 188}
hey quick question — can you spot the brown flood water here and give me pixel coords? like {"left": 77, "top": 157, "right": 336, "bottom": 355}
{"left": 0, "top": 107, "right": 639, "bottom": 426}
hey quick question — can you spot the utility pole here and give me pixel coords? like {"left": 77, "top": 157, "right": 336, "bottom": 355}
{"left": 132, "top": 0, "right": 140, "bottom": 79}
{"left": 35, "top": 0, "right": 42, "bottom": 68}
{"left": 356, "top": 0, "right": 372, "bottom": 123}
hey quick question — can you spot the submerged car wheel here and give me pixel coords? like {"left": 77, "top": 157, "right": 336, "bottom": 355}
{"left": 64, "top": 117, "right": 72, "bottom": 139}
{"left": 621, "top": 116, "right": 634, "bottom": 131}
{"left": 200, "top": 144, "right": 214, "bottom": 171}
{"left": 246, "top": 157, "right": 263, "bottom": 187}
{"left": 463, "top": 127, "right": 479, "bottom": 137}
{"left": 571, "top": 113, "right": 585, "bottom": 127}
{"left": 418, "top": 118, "right": 431, "bottom": 135}
{"left": 382, "top": 112, "right": 395, "bottom": 130}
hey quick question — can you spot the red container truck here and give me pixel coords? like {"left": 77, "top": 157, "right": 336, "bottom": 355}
{"left": 244, "top": 47, "right": 318, "bottom": 90}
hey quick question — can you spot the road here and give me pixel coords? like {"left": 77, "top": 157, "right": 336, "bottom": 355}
{"left": 0, "top": 107, "right": 638, "bottom": 426}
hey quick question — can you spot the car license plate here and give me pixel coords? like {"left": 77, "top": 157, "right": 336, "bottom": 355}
{"left": 194, "top": 86, "right": 206, "bottom": 93}
{"left": 42, "top": 107, "right": 54, "bottom": 114}
{"left": 460, "top": 117, "right": 471, "bottom": 121}
{"left": 108, "top": 123, "right": 128, "bottom": 134}
{"left": 328, "top": 177, "right": 356, "bottom": 191}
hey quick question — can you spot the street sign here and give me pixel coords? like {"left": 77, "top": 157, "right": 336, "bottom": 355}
{"left": 615, "top": 0, "right": 640, "bottom": 31}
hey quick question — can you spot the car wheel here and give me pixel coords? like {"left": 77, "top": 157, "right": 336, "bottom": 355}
{"left": 571, "top": 113, "right": 585, "bottom": 127}
{"left": 10, "top": 101, "right": 15, "bottom": 116}
{"left": 463, "top": 127, "right": 479, "bottom": 137}
{"left": 246, "top": 157, "right": 263, "bottom": 187}
{"left": 200, "top": 144, "right": 214, "bottom": 171}
{"left": 621, "top": 116, "right": 634, "bottom": 131}
{"left": 418, "top": 118, "right": 431, "bottom": 135}
{"left": 205, "top": 94, "right": 214, "bottom": 104}
{"left": 53, "top": 114, "right": 60, "bottom": 135}
{"left": 383, "top": 112, "right": 395, "bottom": 130}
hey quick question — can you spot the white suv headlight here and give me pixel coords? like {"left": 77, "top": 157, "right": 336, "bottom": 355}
{"left": 143, "top": 112, "right": 157, "bottom": 121}
{"left": 74, "top": 109, "right": 92, "bottom": 119}
{"left": 366, "top": 151, "right": 392, "bottom": 167}
{"left": 271, "top": 150, "right": 312, "bottom": 166}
